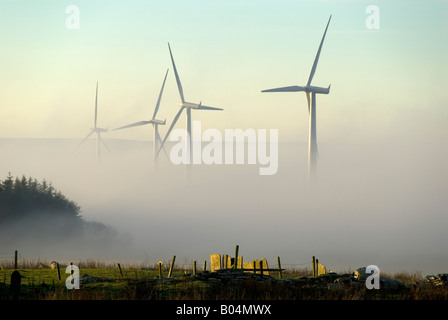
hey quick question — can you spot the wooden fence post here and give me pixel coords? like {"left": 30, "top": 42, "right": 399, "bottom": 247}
{"left": 277, "top": 256, "right": 283, "bottom": 279}
{"left": 234, "top": 245, "right": 239, "bottom": 270}
{"left": 193, "top": 261, "right": 197, "bottom": 275}
{"left": 57, "top": 263, "right": 61, "bottom": 281}
{"left": 158, "top": 261, "right": 163, "bottom": 278}
{"left": 14, "top": 250, "right": 18, "bottom": 269}
{"left": 203, "top": 260, "right": 207, "bottom": 272}
{"left": 117, "top": 263, "right": 123, "bottom": 278}
{"left": 168, "top": 256, "right": 176, "bottom": 278}
{"left": 312, "top": 256, "right": 316, "bottom": 277}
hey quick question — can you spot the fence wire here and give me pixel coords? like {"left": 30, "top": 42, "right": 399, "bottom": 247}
{"left": 0, "top": 252, "right": 15, "bottom": 268}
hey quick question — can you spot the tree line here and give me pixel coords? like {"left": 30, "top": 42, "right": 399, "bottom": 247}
{"left": 0, "top": 173, "right": 83, "bottom": 229}
{"left": 0, "top": 173, "right": 130, "bottom": 255}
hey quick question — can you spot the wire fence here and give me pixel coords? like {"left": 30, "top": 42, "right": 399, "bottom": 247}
{"left": 0, "top": 251, "right": 16, "bottom": 269}
{"left": 0, "top": 249, "right": 324, "bottom": 278}
{"left": 0, "top": 251, "right": 55, "bottom": 269}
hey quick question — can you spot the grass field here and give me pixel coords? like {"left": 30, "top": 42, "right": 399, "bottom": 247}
{"left": 1, "top": 259, "right": 447, "bottom": 300}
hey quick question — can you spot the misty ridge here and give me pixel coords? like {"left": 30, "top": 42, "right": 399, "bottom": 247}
{"left": 0, "top": 172, "right": 130, "bottom": 255}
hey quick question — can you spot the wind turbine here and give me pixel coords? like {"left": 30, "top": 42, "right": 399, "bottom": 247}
{"left": 113, "top": 69, "right": 169, "bottom": 166}
{"left": 262, "top": 15, "right": 332, "bottom": 180}
{"left": 156, "top": 43, "right": 223, "bottom": 164}
{"left": 76, "top": 82, "right": 109, "bottom": 160}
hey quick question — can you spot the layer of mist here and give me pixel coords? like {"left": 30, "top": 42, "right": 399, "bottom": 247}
{"left": 0, "top": 138, "right": 446, "bottom": 275}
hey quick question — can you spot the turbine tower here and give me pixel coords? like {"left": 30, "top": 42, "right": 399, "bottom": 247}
{"left": 262, "top": 15, "right": 332, "bottom": 180}
{"left": 76, "top": 82, "right": 109, "bottom": 160}
{"left": 156, "top": 43, "right": 223, "bottom": 164}
{"left": 113, "top": 69, "right": 169, "bottom": 166}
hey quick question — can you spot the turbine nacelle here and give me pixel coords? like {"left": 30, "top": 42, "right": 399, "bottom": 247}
{"left": 307, "top": 85, "right": 330, "bottom": 94}
{"left": 93, "top": 127, "right": 108, "bottom": 133}
{"left": 151, "top": 119, "right": 166, "bottom": 125}
{"left": 178, "top": 101, "right": 223, "bottom": 111}
{"left": 178, "top": 101, "right": 200, "bottom": 109}
{"left": 113, "top": 119, "right": 166, "bottom": 131}
{"left": 261, "top": 84, "right": 330, "bottom": 94}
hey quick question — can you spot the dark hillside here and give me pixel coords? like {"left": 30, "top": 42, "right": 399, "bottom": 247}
{"left": 0, "top": 173, "right": 125, "bottom": 251}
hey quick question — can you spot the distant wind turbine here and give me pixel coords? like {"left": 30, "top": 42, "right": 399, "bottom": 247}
{"left": 262, "top": 15, "right": 332, "bottom": 180}
{"left": 156, "top": 43, "right": 223, "bottom": 164}
{"left": 113, "top": 69, "right": 169, "bottom": 166}
{"left": 76, "top": 82, "right": 109, "bottom": 160}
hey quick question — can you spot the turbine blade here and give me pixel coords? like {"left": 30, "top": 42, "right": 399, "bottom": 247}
{"left": 261, "top": 86, "right": 306, "bottom": 92}
{"left": 152, "top": 69, "right": 169, "bottom": 120}
{"left": 156, "top": 128, "right": 163, "bottom": 146}
{"left": 75, "top": 130, "right": 95, "bottom": 151}
{"left": 94, "top": 82, "right": 99, "bottom": 129}
{"left": 162, "top": 144, "right": 169, "bottom": 157}
{"left": 168, "top": 43, "right": 185, "bottom": 103}
{"left": 113, "top": 121, "right": 151, "bottom": 131}
{"left": 306, "top": 92, "right": 310, "bottom": 114}
{"left": 197, "top": 105, "right": 223, "bottom": 111}
{"left": 307, "top": 15, "right": 332, "bottom": 86}
{"left": 156, "top": 107, "right": 184, "bottom": 159}
{"left": 155, "top": 127, "right": 169, "bottom": 157}
{"left": 157, "top": 130, "right": 169, "bottom": 157}
{"left": 99, "top": 134, "right": 110, "bottom": 152}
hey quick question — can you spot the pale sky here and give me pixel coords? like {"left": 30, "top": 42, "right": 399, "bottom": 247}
{"left": 1, "top": 0, "right": 447, "bottom": 144}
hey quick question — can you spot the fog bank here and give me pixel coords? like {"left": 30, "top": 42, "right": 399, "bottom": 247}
{"left": 0, "top": 138, "right": 446, "bottom": 275}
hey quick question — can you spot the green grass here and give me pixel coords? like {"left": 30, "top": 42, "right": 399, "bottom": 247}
{"left": 0, "top": 266, "right": 183, "bottom": 300}
{"left": 1, "top": 264, "right": 447, "bottom": 300}
{"left": 1, "top": 268, "right": 157, "bottom": 286}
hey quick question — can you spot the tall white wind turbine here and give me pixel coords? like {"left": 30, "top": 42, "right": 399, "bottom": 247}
{"left": 262, "top": 15, "right": 332, "bottom": 180}
{"left": 156, "top": 43, "right": 223, "bottom": 164}
{"left": 76, "top": 82, "right": 109, "bottom": 160}
{"left": 113, "top": 69, "right": 169, "bottom": 166}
